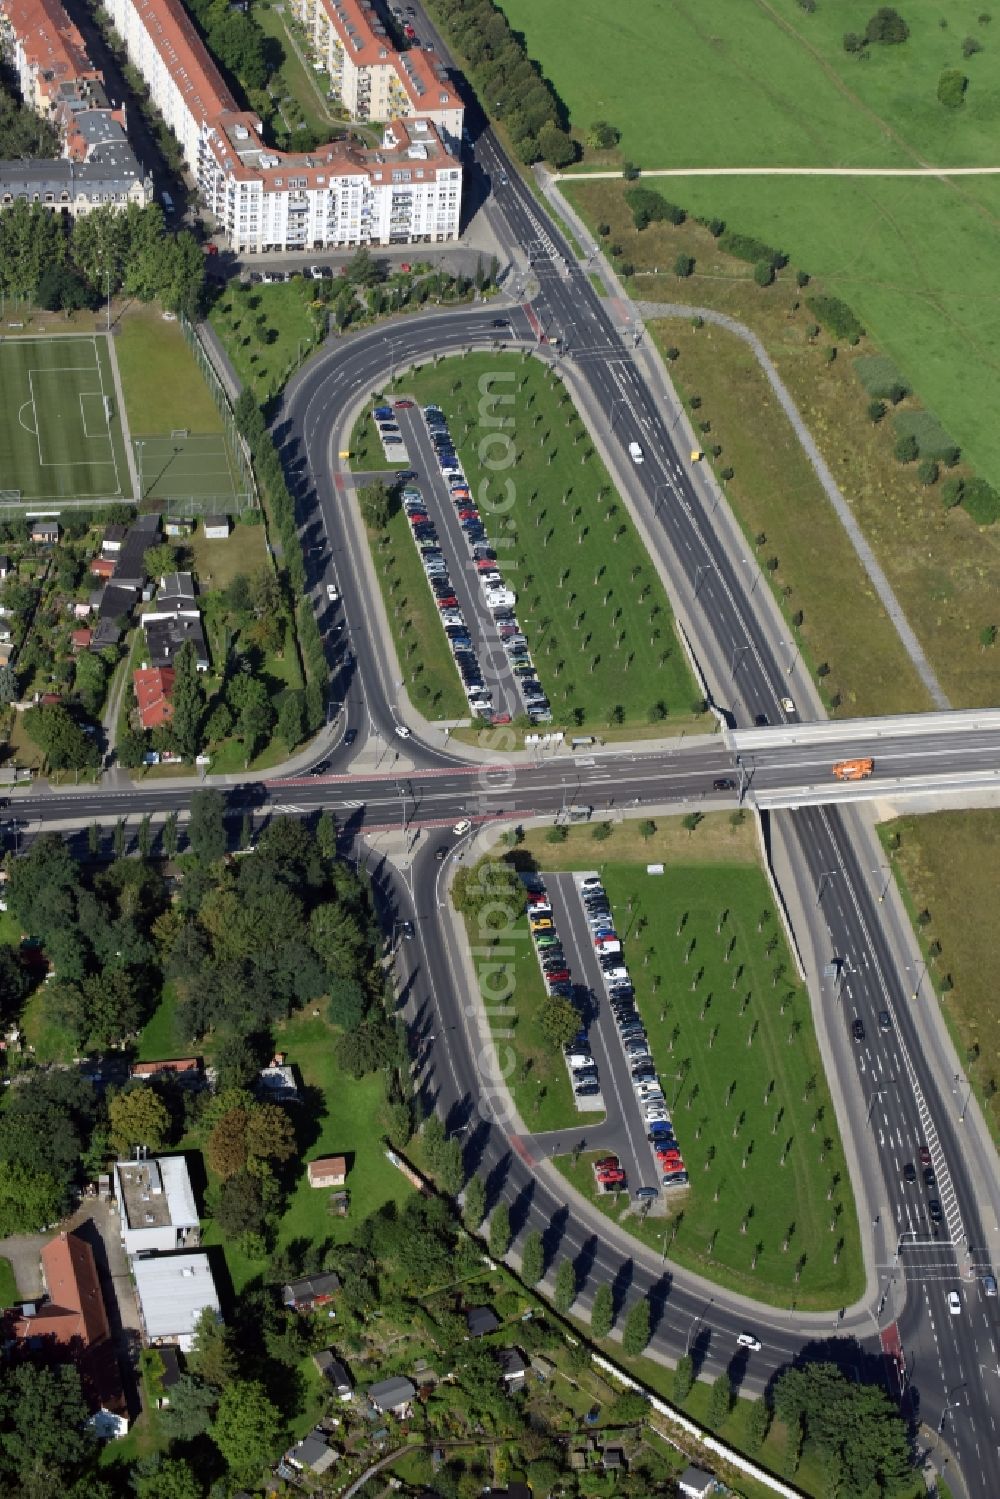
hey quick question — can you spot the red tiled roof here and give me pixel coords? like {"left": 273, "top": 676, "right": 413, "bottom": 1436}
{"left": 133, "top": 665, "right": 175, "bottom": 729}
{"left": 130, "top": 1056, "right": 200, "bottom": 1077}
{"left": 128, "top": 0, "right": 236, "bottom": 127}
{"left": 0, "top": 0, "right": 102, "bottom": 103}
{"left": 7, "top": 1232, "right": 109, "bottom": 1349}
{"left": 90, "top": 557, "right": 115, "bottom": 578}
{"left": 70, "top": 628, "right": 92, "bottom": 649}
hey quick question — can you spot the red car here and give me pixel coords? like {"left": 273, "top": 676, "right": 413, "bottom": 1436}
{"left": 408, "top": 512, "right": 429, "bottom": 526}
{"left": 435, "top": 595, "right": 458, "bottom": 609}
{"left": 918, "top": 1145, "right": 932, "bottom": 1167}
{"left": 476, "top": 559, "right": 499, "bottom": 572}
{"left": 596, "top": 1169, "right": 625, "bottom": 1186}
{"left": 457, "top": 508, "right": 480, "bottom": 521}
{"left": 545, "top": 970, "right": 570, "bottom": 984}
{"left": 490, "top": 712, "right": 512, "bottom": 725}
{"left": 657, "top": 1153, "right": 684, "bottom": 1170}
{"left": 394, "top": 399, "right": 414, "bottom": 409}
{"left": 595, "top": 1156, "right": 620, "bottom": 1172}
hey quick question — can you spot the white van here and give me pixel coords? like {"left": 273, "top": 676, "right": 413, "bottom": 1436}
{"left": 629, "top": 441, "right": 644, "bottom": 464}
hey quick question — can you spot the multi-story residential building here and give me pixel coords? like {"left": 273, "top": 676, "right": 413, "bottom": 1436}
{"left": 103, "top": 0, "right": 462, "bottom": 251}
{"left": 0, "top": 0, "right": 151, "bottom": 213}
{"left": 289, "top": 0, "right": 463, "bottom": 147}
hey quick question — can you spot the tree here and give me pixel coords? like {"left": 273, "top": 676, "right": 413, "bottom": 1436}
{"left": 894, "top": 432, "right": 919, "bottom": 463}
{"left": 540, "top": 995, "right": 580, "bottom": 1048}
{"left": 865, "top": 7, "right": 909, "bottom": 43}
{"left": 622, "top": 1297, "right": 651, "bottom": 1355}
{"left": 538, "top": 121, "right": 577, "bottom": 167}
{"left": 673, "top": 254, "right": 694, "bottom": 278}
{"left": 162, "top": 810, "right": 179, "bottom": 859}
{"left": 843, "top": 31, "right": 867, "bottom": 53}
{"left": 488, "top": 1202, "right": 511, "bottom": 1259}
{"left": 245, "top": 1102, "right": 295, "bottom": 1168}
{"left": 938, "top": 68, "right": 969, "bottom": 107}
{"left": 754, "top": 259, "right": 775, "bottom": 287}
{"left": 771, "top": 1363, "right": 911, "bottom": 1495}
{"left": 187, "top": 1307, "right": 237, "bottom": 1388}
{"left": 217, "top": 1168, "right": 266, "bottom": 1238}
{"left": 587, "top": 120, "right": 620, "bottom": 150}
{"left": 132, "top": 1455, "right": 203, "bottom": 1499}
{"left": 0, "top": 662, "right": 17, "bottom": 705}
{"left": 144, "top": 543, "right": 177, "bottom": 580}
{"left": 521, "top": 1229, "right": 544, "bottom": 1284}
{"left": 108, "top": 1086, "right": 170, "bottom": 1154}
{"left": 171, "top": 642, "right": 204, "bottom": 761}
{"left": 591, "top": 1282, "right": 613, "bottom": 1338}
{"left": 0, "top": 1161, "right": 64, "bottom": 1234}
{"left": 316, "top": 809, "right": 337, "bottom": 863}
{"left": 436, "top": 1137, "right": 465, "bottom": 1196}
{"left": 0, "top": 1363, "right": 94, "bottom": 1487}
{"left": 673, "top": 1352, "right": 695, "bottom": 1402}
{"left": 358, "top": 480, "right": 391, "bottom": 530}
{"left": 210, "top": 1380, "right": 282, "bottom": 1484}
{"left": 335, "top": 1013, "right": 400, "bottom": 1077}
{"left": 683, "top": 812, "right": 704, "bottom": 836}
{"left": 188, "top": 789, "right": 226, "bottom": 862}
{"left": 554, "top": 1256, "right": 577, "bottom": 1313}
{"left": 207, "top": 1106, "right": 249, "bottom": 1179}
{"left": 639, "top": 818, "right": 657, "bottom": 840}
{"left": 746, "top": 1397, "right": 772, "bottom": 1452}
{"left": 327, "top": 975, "right": 367, "bottom": 1029}
{"left": 708, "top": 1371, "right": 733, "bottom": 1427}
{"left": 917, "top": 458, "right": 939, "bottom": 486}
{"left": 23, "top": 702, "right": 99, "bottom": 770}
{"left": 867, "top": 398, "right": 886, "bottom": 424}
{"left": 278, "top": 690, "right": 305, "bottom": 751}
{"left": 463, "top": 1173, "right": 487, "bottom": 1230}
{"left": 160, "top": 1374, "right": 216, "bottom": 1442}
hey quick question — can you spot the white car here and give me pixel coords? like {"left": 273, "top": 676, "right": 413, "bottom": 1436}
{"left": 452, "top": 820, "right": 472, "bottom": 836}
{"left": 780, "top": 696, "right": 796, "bottom": 714}
{"left": 394, "top": 724, "right": 411, "bottom": 739}
{"left": 947, "top": 1291, "right": 961, "bottom": 1316}
{"left": 737, "top": 1332, "right": 761, "bottom": 1351}
{"left": 644, "top": 1107, "right": 670, "bottom": 1123}
{"left": 326, "top": 583, "right": 339, "bottom": 602}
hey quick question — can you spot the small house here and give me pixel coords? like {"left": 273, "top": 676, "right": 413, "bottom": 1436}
{"left": 102, "top": 524, "right": 127, "bottom": 555}
{"left": 0, "top": 556, "right": 10, "bottom": 580}
{"left": 283, "top": 1433, "right": 337, "bottom": 1475}
{"left": 282, "top": 1271, "right": 341, "bottom": 1310}
{"left": 678, "top": 1466, "right": 717, "bottom": 1499}
{"left": 89, "top": 557, "right": 116, "bottom": 580}
{"left": 133, "top": 667, "right": 176, "bottom": 731}
{"left": 367, "top": 1375, "right": 416, "bottom": 1416}
{"left": 307, "top": 1156, "right": 347, "bottom": 1188}
{"left": 203, "top": 514, "right": 231, "bottom": 540}
{"left": 466, "top": 1305, "right": 500, "bottom": 1338}
{"left": 602, "top": 1448, "right": 626, "bottom": 1472}
{"left": 129, "top": 1056, "right": 200, "bottom": 1084}
{"left": 30, "top": 520, "right": 59, "bottom": 545}
{"left": 312, "top": 1350, "right": 352, "bottom": 1399}
{"left": 164, "top": 519, "right": 194, "bottom": 538}
{"left": 497, "top": 1346, "right": 528, "bottom": 1387}
{"left": 72, "top": 599, "right": 93, "bottom": 619}
{"left": 89, "top": 620, "right": 122, "bottom": 651}
{"left": 70, "top": 628, "right": 92, "bottom": 651}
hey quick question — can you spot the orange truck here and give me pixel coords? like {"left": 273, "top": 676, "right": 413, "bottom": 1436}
{"left": 832, "top": 758, "right": 874, "bottom": 781}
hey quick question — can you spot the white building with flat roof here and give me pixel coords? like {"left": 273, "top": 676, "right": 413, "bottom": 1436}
{"left": 132, "top": 1253, "right": 220, "bottom": 1351}
{"left": 114, "top": 1157, "right": 200, "bottom": 1257}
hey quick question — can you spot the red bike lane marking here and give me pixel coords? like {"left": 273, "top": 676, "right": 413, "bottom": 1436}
{"left": 509, "top": 1134, "right": 535, "bottom": 1168}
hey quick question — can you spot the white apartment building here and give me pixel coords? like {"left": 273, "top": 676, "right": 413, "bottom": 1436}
{"left": 104, "top": 0, "right": 463, "bottom": 252}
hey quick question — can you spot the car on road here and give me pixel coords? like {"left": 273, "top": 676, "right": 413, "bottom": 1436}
{"left": 634, "top": 1186, "right": 659, "bottom": 1201}
{"left": 924, "top": 1167, "right": 936, "bottom": 1190}
{"left": 878, "top": 1010, "right": 892, "bottom": 1033}
{"left": 780, "top": 696, "right": 795, "bottom": 714}
{"left": 713, "top": 777, "right": 736, "bottom": 791}
{"left": 983, "top": 1275, "right": 998, "bottom": 1297}
{"left": 851, "top": 1017, "right": 865, "bottom": 1042}
{"left": 435, "top": 846, "right": 448, "bottom": 861}
{"left": 399, "top": 921, "right": 414, "bottom": 940}
{"left": 343, "top": 728, "right": 357, "bottom": 747}
{"left": 903, "top": 1162, "right": 916, "bottom": 1184}
{"left": 918, "top": 1144, "right": 932, "bottom": 1167}
{"left": 947, "top": 1291, "right": 961, "bottom": 1315}
{"left": 452, "top": 820, "right": 472, "bottom": 835}
{"left": 394, "top": 725, "right": 411, "bottom": 738}
{"left": 928, "top": 1198, "right": 943, "bottom": 1224}
{"left": 394, "top": 399, "right": 414, "bottom": 408}
{"left": 326, "top": 583, "right": 339, "bottom": 602}
{"left": 737, "top": 1332, "right": 761, "bottom": 1351}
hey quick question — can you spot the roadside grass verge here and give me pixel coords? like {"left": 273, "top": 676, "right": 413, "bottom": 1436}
{"left": 209, "top": 279, "right": 326, "bottom": 402}
{"left": 0, "top": 1257, "right": 18, "bottom": 1307}
{"left": 369, "top": 509, "right": 467, "bottom": 720}
{"left": 115, "top": 304, "right": 224, "bottom": 436}
{"left": 513, "top": 811, "right": 757, "bottom": 871}
{"left": 381, "top": 353, "right": 706, "bottom": 734}
{"left": 879, "top": 810, "right": 1000, "bottom": 1145}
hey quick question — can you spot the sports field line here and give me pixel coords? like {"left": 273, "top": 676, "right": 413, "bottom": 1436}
{"left": 558, "top": 165, "right": 1000, "bottom": 180}
{"left": 93, "top": 339, "right": 122, "bottom": 496}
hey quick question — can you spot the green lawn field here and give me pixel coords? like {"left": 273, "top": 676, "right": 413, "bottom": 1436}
{"left": 497, "top": 0, "right": 1000, "bottom": 491}
{"left": 0, "top": 335, "right": 130, "bottom": 501}
{"left": 382, "top": 354, "right": 703, "bottom": 733}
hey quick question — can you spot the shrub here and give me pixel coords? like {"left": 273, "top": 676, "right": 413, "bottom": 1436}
{"left": 587, "top": 120, "right": 620, "bottom": 151}
{"left": 854, "top": 354, "right": 910, "bottom": 399}
{"left": 894, "top": 433, "right": 919, "bottom": 463}
{"left": 797, "top": 0, "right": 817, "bottom": 11}
{"left": 619, "top": 261, "right": 635, "bottom": 278}
{"left": 867, "top": 399, "right": 886, "bottom": 423}
{"left": 918, "top": 458, "right": 939, "bottom": 485}
{"left": 719, "top": 231, "right": 786, "bottom": 268}
{"left": 622, "top": 161, "right": 641, "bottom": 181}
{"left": 962, "top": 478, "right": 1000, "bottom": 524}
{"left": 807, "top": 294, "right": 865, "bottom": 344}
{"left": 941, "top": 476, "right": 965, "bottom": 509}
{"left": 597, "top": 221, "right": 610, "bottom": 237}
{"left": 962, "top": 35, "right": 983, "bottom": 55}
{"left": 796, "top": 269, "right": 810, "bottom": 288}
{"left": 754, "top": 259, "right": 775, "bottom": 287}
{"left": 843, "top": 31, "right": 867, "bottom": 52}
{"left": 938, "top": 69, "right": 968, "bottom": 107}
{"left": 893, "top": 409, "right": 959, "bottom": 462}
{"left": 665, "top": 346, "right": 680, "bottom": 361}
{"left": 625, "top": 187, "right": 686, "bottom": 229}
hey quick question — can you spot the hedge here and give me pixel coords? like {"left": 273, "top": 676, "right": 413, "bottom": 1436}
{"left": 718, "top": 231, "right": 787, "bottom": 268}
{"left": 806, "top": 294, "right": 865, "bottom": 345}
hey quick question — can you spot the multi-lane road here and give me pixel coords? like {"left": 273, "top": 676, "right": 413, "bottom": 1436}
{"left": 12, "top": 15, "right": 1000, "bottom": 1494}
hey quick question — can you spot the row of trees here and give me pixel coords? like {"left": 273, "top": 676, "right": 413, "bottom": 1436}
{"left": 428, "top": 0, "right": 577, "bottom": 166}
{"left": 0, "top": 200, "right": 205, "bottom": 315}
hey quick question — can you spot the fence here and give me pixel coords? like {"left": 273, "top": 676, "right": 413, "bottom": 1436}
{"left": 179, "top": 314, "right": 259, "bottom": 515}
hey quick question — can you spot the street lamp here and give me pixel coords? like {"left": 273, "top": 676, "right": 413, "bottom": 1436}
{"left": 954, "top": 1072, "right": 973, "bottom": 1124}
{"left": 907, "top": 958, "right": 927, "bottom": 1001}
{"left": 781, "top": 638, "right": 800, "bottom": 676}
{"left": 135, "top": 439, "right": 145, "bottom": 501}
{"left": 873, "top": 865, "right": 891, "bottom": 903}
{"left": 866, "top": 1081, "right": 896, "bottom": 1130}
{"left": 816, "top": 869, "right": 838, "bottom": 906}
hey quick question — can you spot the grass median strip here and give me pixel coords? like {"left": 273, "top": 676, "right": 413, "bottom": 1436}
{"left": 382, "top": 353, "right": 706, "bottom": 734}
{"left": 510, "top": 818, "right": 862, "bottom": 1310}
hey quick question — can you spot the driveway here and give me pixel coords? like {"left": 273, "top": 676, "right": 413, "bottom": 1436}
{"left": 0, "top": 1234, "right": 47, "bottom": 1299}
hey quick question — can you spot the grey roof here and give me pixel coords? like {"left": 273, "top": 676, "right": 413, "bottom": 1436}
{"left": 368, "top": 1375, "right": 416, "bottom": 1411}
{"left": 288, "top": 1435, "right": 336, "bottom": 1473}
{"left": 114, "top": 513, "right": 160, "bottom": 585}
{"left": 203, "top": 514, "right": 230, "bottom": 530}
{"left": 132, "top": 1254, "right": 220, "bottom": 1345}
{"left": 145, "top": 613, "right": 208, "bottom": 669}
{"left": 157, "top": 572, "right": 196, "bottom": 608}
{"left": 89, "top": 619, "right": 122, "bottom": 650}
{"left": 466, "top": 1305, "right": 500, "bottom": 1337}
{"left": 282, "top": 1272, "right": 341, "bottom": 1305}
{"left": 678, "top": 1467, "right": 715, "bottom": 1497}
{"left": 0, "top": 153, "right": 149, "bottom": 199}
{"left": 98, "top": 583, "right": 137, "bottom": 622}
{"left": 498, "top": 1346, "right": 527, "bottom": 1378}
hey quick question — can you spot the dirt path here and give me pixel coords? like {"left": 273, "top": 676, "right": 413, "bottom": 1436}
{"left": 558, "top": 165, "right": 1000, "bottom": 180}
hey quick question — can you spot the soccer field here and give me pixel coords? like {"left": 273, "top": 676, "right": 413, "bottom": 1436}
{"left": 0, "top": 335, "right": 130, "bottom": 501}
{"left": 133, "top": 431, "right": 243, "bottom": 513}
